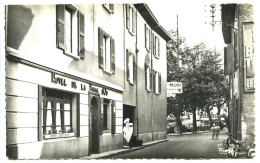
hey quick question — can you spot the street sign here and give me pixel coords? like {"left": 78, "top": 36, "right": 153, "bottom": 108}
{"left": 167, "top": 82, "right": 182, "bottom": 93}
{"left": 167, "top": 93, "right": 176, "bottom": 98}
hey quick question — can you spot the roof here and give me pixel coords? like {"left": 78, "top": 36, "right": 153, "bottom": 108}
{"left": 134, "top": 3, "right": 173, "bottom": 42}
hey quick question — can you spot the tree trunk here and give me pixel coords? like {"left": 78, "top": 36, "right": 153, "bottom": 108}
{"left": 175, "top": 115, "right": 182, "bottom": 134}
{"left": 206, "top": 106, "right": 213, "bottom": 127}
{"left": 217, "top": 104, "right": 221, "bottom": 127}
{"left": 192, "top": 105, "right": 197, "bottom": 133}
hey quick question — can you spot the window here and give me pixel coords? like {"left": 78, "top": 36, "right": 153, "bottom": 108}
{"left": 103, "top": 4, "right": 114, "bottom": 13}
{"left": 126, "top": 4, "right": 136, "bottom": 35}
{"left": 39, "top": 87, "right": 77, "bottom": 139}
{"left": 126, "top": 49, "right": 136, "bottom": 84}
{"left": 56, "top": 5, "right": 85, "bottom": 59}
{"left": 98, "top": 27, "right": 115, "bottom": 74}
{"left": 154, "top": 35, "right": 160, "bottom": 58}
{"left": 145, "top": 24, "right": 151, "bottom": 51}
{"left": 145, "top": 64, "right": 152, "bottom": 91}
{"left": 100, "top": 99, "right": 116, "bottom": 134}
{"left": 153, "top": 71, "right": 161, "bottom": 94}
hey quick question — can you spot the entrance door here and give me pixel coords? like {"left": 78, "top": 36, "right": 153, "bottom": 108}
{"left": 123, "top": 105, "right": 135, "bottom": 146}
{"left": 89, "top": 96, "right": 99, "bottom": 154}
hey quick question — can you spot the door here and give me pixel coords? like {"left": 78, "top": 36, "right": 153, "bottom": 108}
{"left": 89, "top": 96, "right": 100, "bottom": 154}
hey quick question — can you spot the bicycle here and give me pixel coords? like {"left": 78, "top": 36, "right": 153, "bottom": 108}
{"left": 224, "top": 133, "right": 244, "bottom": 158}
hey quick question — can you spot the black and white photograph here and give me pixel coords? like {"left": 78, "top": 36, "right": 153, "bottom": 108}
{"left": 0, "top": 0, "right": 258, "bottom": 161}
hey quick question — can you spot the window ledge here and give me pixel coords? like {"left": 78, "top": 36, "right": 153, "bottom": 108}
{"left": 103, "top": 70, "right": 113, "bottom": 75}
{"left": 64, "top": 51, "right": 80, "bottom": 60}
{"left": 43, "top": 132, "right": 76, "bottom": 139}
{"left": 103, "top": 4, "right": 113, "bottom": 14}
{"left": 129, "top": 81, "right": 135, "bottom": 85}
{"left": 128, "top": 30, "right": 135, "bottom": 36}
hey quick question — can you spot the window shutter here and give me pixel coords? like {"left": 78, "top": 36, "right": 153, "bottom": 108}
{"left": 145, "top": 64, "right": 147, "bottom": 90}
{"left": 234, "top": 32, "right": 238, "bottom": 69}
{"left": 150, "top": 67, "right": 153, "bottom": 90}
{"left": 159, "top": 72, "right": 161, "bottom": 94}
{"left": 111, "top": 100, "right": 116, "bottom": 134}
{"left": 145, "top": 24, "right": 147, "bottom": 49}
{"left": 126, "top": 4, "right": 130, "bottom": 30}
{"left": 98, "top": 27, "right": 104, "bottom": 69}
{"left": 78, "top": 11, "right": 85, "bottom": 59}
{"left": 109, "top": 4, "right": 114, "bottom": 13}
{"left": 157, "top": 37, "right": 161, "bottom": 58}
{"left": 126, "top": 49, "right": 130, "bottom": 81}
{"left": 154, "top": 36, "right": 157, "bottom": 57}
{"left": 152, "top": 33, "right": 155, "bottom": 56}
{"left": 149, "top": 29, "right": 151, "bottom": 51}
{"left": 133, "top": 53, "right": 137, "bottom": 83}
{"left": 132, "top": 8, "right": 136, "bottom": 34}
{"left": 110, "top": 37, "right": 115, "bottom": 74}
{"left": 153, "top": 70, "right": 156, "bottom": 93}
{"left": 100, "top": 100, "right": 104, "bottom": 135}
{"left": 56, "top": 5, "right": 65, "bottom": 50}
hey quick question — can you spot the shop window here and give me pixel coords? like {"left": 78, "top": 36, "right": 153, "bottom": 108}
{"left": 40, "top": 87, "right": 77, "bottom": 139}
{"left": 100, "top": 99, "right": 116, "bottom": 134}
{"left": 103, "top": 4, "right": 114, "bottom": 13}
{"left": 56, "top": 4, "right": 85, "bottom": 59}
{"left": 126, "top": 49, "right": 136, "bottom": 84}
{"left": 98, "top": 27, "right": 115, "bottom": 74}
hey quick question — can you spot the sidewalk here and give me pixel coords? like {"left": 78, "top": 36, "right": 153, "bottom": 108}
{"left": 80, "top": 139, "right": 168, "bottom": 159}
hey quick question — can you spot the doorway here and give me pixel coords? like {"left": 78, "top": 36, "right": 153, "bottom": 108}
{"left": 123, "top": 105, "right": 135, "bottom": 146}
{"left": 89, "top": 96, "right": 99, "bottom": 154}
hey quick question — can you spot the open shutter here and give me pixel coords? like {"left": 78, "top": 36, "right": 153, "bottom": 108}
{"left": 111, "top": 100, "right": 116, "bottom": 134}
{"left": 133, "top": 53, "right": 137, "bottom": 83}
{"left": 234, "top": 32, "right": 238, "bottom": 69}
{"left": 159, "top": 72, "right": 161, "bottom": 94}
{"left": 152, "top": 33, "right": 155, "bottom": 56}
{"left": 145, "top": 64, "right": 147, "bottom": 90}
{"left": 126, "top": 4, "right": 130, "bottom": 30}
{"left": 98, "top": 28, "right": 104, "bottom": 69}
{"left": 56, "top": 5, "right": 65, "bottom": 50}
{"left": 149, "top": 29, "right": 151, "bottom": 51}
{"left": 157, "top": 37, "right": 161, "bottom": 58}
{"left": 100, "top": 100, "right": 104, "bottom": 135}
{"left": 153, "top": 70, "right": 156, "bottom": 93}
{"left": 150, "top": 67, "right": 153, "bottom": 91}
{"left": 126, "top": 49, "right": 130, "bottom": 81}
{"left": 110, "top": 37, "right": 115, "bottom": 74}
{"left": 144, "top": 24, "right": 147, "bottom": 49}
{"left": 109, "top": 4, "right": 114, "bottom": 13}
{"left": 132, "top": 8, "right": 136, "bottom": 34}
{"left": 78, "top": 11, "right": 85, "bottom": 59}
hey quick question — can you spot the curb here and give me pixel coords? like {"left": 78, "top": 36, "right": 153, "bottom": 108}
{"left": 80, "top": 139, "right": 168, "bottom": 159}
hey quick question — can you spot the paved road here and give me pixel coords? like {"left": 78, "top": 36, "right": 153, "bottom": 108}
{"left": 108, "top": 130, "right": 228, "bottom": 159}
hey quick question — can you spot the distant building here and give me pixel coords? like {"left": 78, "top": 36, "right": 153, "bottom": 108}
{"left": 5, "top": 4, "right": 171, "bottom": 159}
{"left": 221, "top": 4, "right": 255, "bottom": 148}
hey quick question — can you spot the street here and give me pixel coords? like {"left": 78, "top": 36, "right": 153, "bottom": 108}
{"left": 107, "top": 130, "right": 228, "bottom": 159}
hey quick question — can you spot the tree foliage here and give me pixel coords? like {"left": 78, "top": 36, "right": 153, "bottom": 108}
{"left": 167, "top": 29, "right": 229, "bottom": 133}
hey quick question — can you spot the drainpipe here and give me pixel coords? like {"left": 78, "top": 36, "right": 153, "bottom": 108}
{"left": 135, "top": 9, "right": 139, "bottom": 140}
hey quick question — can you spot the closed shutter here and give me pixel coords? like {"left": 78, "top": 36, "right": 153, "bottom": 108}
{"left": 110, "top": 37, "right": 115, "bottom": 74}
{"left": 159, "top": 72, "right": 161, "bottom": 94}
{"left": 56, "top": 5, "right": 66, "bottom": 50}
{"left": 132, "top": 8, "right": 136, "bottom": 34}
{"left": 126, "top": 4, "right": 130, "bottom": 30}
{"left": 126, "top": 49, "right": 130, "bottom": 81}
{"left": 145, "top": 64, "right": 147, "bottom": 90}
{"left": 133, "top": 53, "right": 137, "bottom": 83}
{"left": 78, "top": 11, "right": 85, "bottom": 59}
{"left": 98, "top": 27, "right": 104, "bottom": 69}
{"left": 100, "top": 100, "right": 104, "bottom": 135}
{"left": 149, "top": 29, "right": 151, "bottom": 51}
{"left": 111, "top": 100, "right": 116, "bottom": 134}
{"left": 234, "top": 32, "right": 238, "bottom": 69}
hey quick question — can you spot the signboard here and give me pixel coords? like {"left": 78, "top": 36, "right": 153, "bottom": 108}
{"left": 167, "top": 93, "right": 176, "bottom": 98}
{"left": 167, "top": 82, "right": 182, "bottom": 94}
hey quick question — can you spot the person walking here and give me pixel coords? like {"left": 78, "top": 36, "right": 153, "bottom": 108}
{"left": 123, "top": 118, "right": 133, "bottom": 148}
{"left": 211, "top": 123, "right": 216, "bottom": 139}
{"left": 214, "top": 123, "right": 220, "bottom": 140}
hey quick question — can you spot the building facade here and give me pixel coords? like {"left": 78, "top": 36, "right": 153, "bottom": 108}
{"left": 221, "top": 4, "right": 255, "bottom": 148}
{"left": 5, "top": 4, "right": 171, "bottom": 159}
